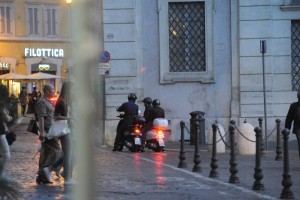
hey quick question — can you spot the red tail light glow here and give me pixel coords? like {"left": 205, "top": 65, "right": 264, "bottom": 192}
{"left": 134, "top": 128, "right": 141, "bottom": 134}
{"left": 157, "top": 130, "right": 163, "bottom": 135}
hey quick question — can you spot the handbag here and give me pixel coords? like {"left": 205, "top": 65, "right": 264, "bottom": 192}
{"left": 46, "top": 120, "right": 70, "bottom": 139}
{"left": 6, "top": 131, "right": 16, "bottom": 145}
{"left": 27, "top": 119, "right": 39, "bottom": 135}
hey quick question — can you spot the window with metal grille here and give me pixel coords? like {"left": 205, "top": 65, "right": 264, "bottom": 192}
{"left": 0, "top": 4, "right": 12, "bottom": 35}
{"left": 168, "top": 2, "right": 205, "bottom": 72}
{"left": 291, "top": 20, "right": 300, "bottom": 91}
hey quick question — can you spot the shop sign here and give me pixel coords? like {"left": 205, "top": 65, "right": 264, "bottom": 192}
{"left": 39, "top": 64, "right": 50, "bottom": 70}
{"left": 24, "top": 48, "right": 64, "bottom": 58}
{"left": 32, "top": 63, "right": 57, "bottom": 71}
{"left": 0, "top": 62, "right": 10, "bottom": 69}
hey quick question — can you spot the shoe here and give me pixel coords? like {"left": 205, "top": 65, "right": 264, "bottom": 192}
{"left": 64, "top": 179, "right": 76, "bottom": 186}
{"left": 42, "top": 167, "right": 53, "bottom": 183}
{"left": 36, "top": 175, "right": 53, "bottom": 184}
{"left": 55, "top": 170, "right": 61, "bottom": 178}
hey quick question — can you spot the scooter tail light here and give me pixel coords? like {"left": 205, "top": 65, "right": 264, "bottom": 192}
{"left": 134, "top": 128, "right": 141, "bottom": 134}
{"left": 157, "top": 130, "right": 163, "bottom": 135}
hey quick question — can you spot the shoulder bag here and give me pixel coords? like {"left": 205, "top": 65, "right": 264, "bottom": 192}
{"left": 46, "top": 120, "right": 70, "bottom": 139}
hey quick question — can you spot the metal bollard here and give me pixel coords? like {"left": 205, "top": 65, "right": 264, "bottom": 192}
{"left": 280, "top": 129, "right": 294, "bottom": 199}
{"left": 258, "top": 117, "right": 265, "bottom": 156}
{"left": 228, "top": 124, "right": 239, "bottom": 183}
{"left": 178, "top": 121, "right": 187, "bottom": 168}
{"left": 192, "top": 121, "right": 201, "bottom": 172}
{"left": 252, "top": 127, "right": 265, "bottom": 190}
{"left": 275, "top": 119, "right": 282, "bottom": 161}
{"left": 209, "top": 123, "right": 218, "bottom": 178}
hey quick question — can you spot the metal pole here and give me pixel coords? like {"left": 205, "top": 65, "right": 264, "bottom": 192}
{"left": 260, "top": 40, "right": 268, "bottom": 150}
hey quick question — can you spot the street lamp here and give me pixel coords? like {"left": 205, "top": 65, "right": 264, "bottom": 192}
{"left": 66, "top": 0, "right": 72, "bottom": 3}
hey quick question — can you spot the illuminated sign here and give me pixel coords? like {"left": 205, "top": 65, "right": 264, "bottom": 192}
{"left": 39, "top": 64, "right": 50, "bottom": 70}
{"left": 24, "top": 48, "right": 64, "bottom": 58}
{"left": 0, "top": 63, "right": 10, "bottom": 69}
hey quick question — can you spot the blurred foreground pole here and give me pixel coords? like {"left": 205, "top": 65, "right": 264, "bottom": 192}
{"left": 71, "top": 0, "right": 103, "bottom": 199}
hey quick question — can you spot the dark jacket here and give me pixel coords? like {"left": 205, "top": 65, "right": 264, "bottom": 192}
{"left": 285, "top": 101, "right": 300, "bottom": 134}
{"left": 117, "top": 101, "right": 139, "bottom": 123}
{"left": 143, "top": 105, "right": 153, "bottom": 123}
{"left": 149, "top": 106, "right": 165, "bottom": 122}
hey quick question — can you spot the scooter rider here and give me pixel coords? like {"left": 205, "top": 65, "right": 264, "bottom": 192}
{"left": 113, "top": 93, "right": 139, "bottom": 151}
{"left": 141, "top": 97, "right": 153, "bottom": 152}
{"left": 150, "top": 99, "right": 165, "bottom": 120}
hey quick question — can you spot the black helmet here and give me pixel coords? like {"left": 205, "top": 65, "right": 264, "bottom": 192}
{"left": 152, "top": 99, "right": 160, "bottom": 106}
{"left": 128, "top": 93, "right": 137, "bottom": 101}
{"left": 142, "top": 97, "right": 152, "bottom": 105}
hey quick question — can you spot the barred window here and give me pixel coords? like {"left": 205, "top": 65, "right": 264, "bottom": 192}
{"left": 0, "top": 4, "right": 13, "bottom": 35}
{"left": 168, "top": 2, "right": 205, "bottom": 72}
{"left": 291, "top": 20, "right": 300, "bottom": 91}
{"left": 158, "top": 0, "right": 214, "bottom": 84}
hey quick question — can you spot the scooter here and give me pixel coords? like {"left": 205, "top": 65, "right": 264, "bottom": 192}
{"left": 145, "top": 118, "right": 168, "bottom": 152}
{"left": 117, "top": 112, "right": 145, "bottom": 152}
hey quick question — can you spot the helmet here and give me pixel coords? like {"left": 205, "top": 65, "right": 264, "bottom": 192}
{"left": 152, "top": 99, "right": 160, "bottom": 106}
{"left": 142, "top": 97, "right": 152, "bottom": 105}
{"left": 128, "top": 93, "right": 137, "bottom": 101}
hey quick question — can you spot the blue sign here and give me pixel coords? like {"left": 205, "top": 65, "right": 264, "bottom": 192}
{"left": 100, "top": 51, "right": 110, "bottom": 63}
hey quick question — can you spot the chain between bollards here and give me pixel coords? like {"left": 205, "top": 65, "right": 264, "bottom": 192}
{"left": 252, "top": 127, "right": 265, "bottom": 190}
{"left": 280, "top": 128, "right": 294, "bottom": 199}
{"left": 275, "top": 119, "right": 283, "bottom": 161}
{"left": 192, "top": 121, "right": 201, "bottom": 172}
{"left": 178, "top": 121, "right": 187, "bottom": 168}
{"left": 228, "top": 124, "right": 239, "bottom": 183}
{"left": 209, "top": 123, "right": 218, "bottom": 178}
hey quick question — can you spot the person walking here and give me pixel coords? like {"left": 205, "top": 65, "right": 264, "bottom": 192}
{"left": 36, "top": 84, "right": 61, "bottom": 184}
{"left": 43, "top": 82, "right": 76, "bottom": 185}
{"left": 31, "top": 87, "right": 39, "bottom": 120}
{"left": 0, "top": 84, "right": 14, "bottom": 182}
{"left": 285, "top": 89, "right": 300, "bottom": 159}
{"left": 19, "top": 86, "right": 28, "bottom": 117}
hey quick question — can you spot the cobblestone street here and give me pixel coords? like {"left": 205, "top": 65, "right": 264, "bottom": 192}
{"left": 3, "top": 115, "right": 300, "bottom": 200}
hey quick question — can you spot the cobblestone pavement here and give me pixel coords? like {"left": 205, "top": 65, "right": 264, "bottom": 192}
{"left": 95, "top": 146, "right": 300, "bottom": 200}
{"left": 4, "top": 116, "right": 72, "bottom": 200}
{"left": 3, "top": 115, "right": 300, "bottom": 200}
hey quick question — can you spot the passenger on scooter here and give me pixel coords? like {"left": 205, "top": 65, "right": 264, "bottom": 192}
{"left": 141, "top": 97, "right": 153, "bottom": 152}
{"left": 150, "top": 99, "right": 165, "bottom": 120}
{"left": 113, "top": 93, "right": 139, "bottom": 151}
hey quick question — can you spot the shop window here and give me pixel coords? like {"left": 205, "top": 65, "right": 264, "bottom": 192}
{"left": 0, "top": 3, "right": 14, "bottom": 36}
{"left": 291, "top": 20, "right": 300, "bottom": 91}
{"left": 158, "top": 0, "right": 214, "bottom": 84}
{"left": 26, "top": 4, "right": 59, "bottom": 37}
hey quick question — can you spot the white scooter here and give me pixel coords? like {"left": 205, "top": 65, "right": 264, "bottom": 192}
{"left": 145, "top": 118, "right": 168, "bottom": 152}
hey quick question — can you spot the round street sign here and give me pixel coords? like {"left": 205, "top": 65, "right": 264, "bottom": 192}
{"left": 100, "top": 51, "right": 110, "bottom": 63}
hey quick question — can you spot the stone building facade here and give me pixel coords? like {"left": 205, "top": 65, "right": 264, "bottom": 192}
{"left": 101, "top": 0, "right": 300, "bottom": 145}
